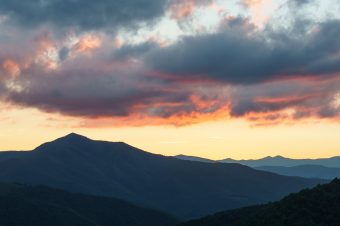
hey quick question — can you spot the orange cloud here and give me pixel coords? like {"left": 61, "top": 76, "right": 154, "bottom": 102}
{"left": 254, "top": 94, "right": 322, "bottom": 105}
{"left": 32, "top": 32, "right": 59, "bottom": 70}
{"left": 169, "top": 0, "right": 213, "bottom": 20}
{"left": 69, "top": 92, "right": 231, "bottom": 128}
{"left": 73, "top": 35, "right": 102, "bottom": 54}
{"left": 2, "top": 59, "right": 21, "bottom": 78}
{"left": 78, "top": 105, "right": 230, "bottom": 128}
{"left": 148, "top": 36, "right": 168, "bottom": 47}
{"left": 170, "top": 0, "right": 195, "bottom": 19}
{"left": 114, "top": 38, "right": 124, "bottom": 48}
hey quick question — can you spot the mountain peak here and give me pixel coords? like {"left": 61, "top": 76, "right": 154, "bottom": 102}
{"left": 274, "top": 155, "right": 285, "bottom": 159}
{"left": 54, "top": 133, "right": 93, "bottom": 145}
{"left": 35, "top": 133, "right": 148, "bottom": 156}
{"left": 34, "top": 133, "right": 92, "bottom": 152}
{"left": 61, "top": 133, "right": 90, "bottom": 141}
{"left": 262, "top": 155, "right": 286, "bottom": 160}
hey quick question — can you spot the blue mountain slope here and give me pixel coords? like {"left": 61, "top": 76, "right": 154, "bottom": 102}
{"left": 0, "top": 133, "right": 326, "bottom": 219}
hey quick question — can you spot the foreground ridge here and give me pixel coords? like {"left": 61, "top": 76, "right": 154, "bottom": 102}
{"left": 181, "top": 179, "right": 340, "bottom": 226}
{"left": 0, "top": 183, "right": 178, "bottom": 226}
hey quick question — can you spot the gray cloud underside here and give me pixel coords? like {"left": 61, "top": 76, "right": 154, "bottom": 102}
{"left": 0, "top": 0, "right": 170, "bottom": 30}
{"left": 144, "top": 18, "right": 340, "bottom": 85}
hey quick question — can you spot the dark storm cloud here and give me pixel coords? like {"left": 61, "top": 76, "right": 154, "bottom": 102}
{"left": 0, "top": 0, "right": 170, "bottom": 31}
{"left": 0, "top": 64, "right": 188, "bottom": 118}
{"left": 145, "top": 18, "right": 340, "bottom": 85}
{"left": 1, "top": 68, "right": 224, "bottom": 121}
{"left": 112, "top": 42, "right": 158, "bottom": 60}
{"left": 0, "top": 42, "right": 221, "bottom": 121}
{"left": 228, "top": 78, "right": 340, "bottom": 122}
{"left": 7, "top": 75, "right": 154, "bottom": 117}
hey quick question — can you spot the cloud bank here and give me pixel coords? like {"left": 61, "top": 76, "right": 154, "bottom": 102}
{"left": 0, "top": 0, "right": 339, "bottom": 126}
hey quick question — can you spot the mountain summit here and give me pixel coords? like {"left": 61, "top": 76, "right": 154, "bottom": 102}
{"left": 0, "top": 134, "right": 325, "bottom": 219}
{"left": 34, "top": 133, "right": 95, "bottom": 155}
{"left": 58, "top": 132, "right": 91, "bottom": 142}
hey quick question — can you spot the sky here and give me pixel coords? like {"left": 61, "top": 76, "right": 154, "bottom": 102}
{"left": 0, "top": 0, "right": 340, "bottom": 160}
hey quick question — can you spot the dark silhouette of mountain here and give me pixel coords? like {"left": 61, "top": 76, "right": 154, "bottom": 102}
{"left": 256, "top": 165, "right": 340, "bottom": 180}
{"left": 0, "top": 133, "right": 325, "bottom": 219}
{"left": 0, "top": 183, "right": 178, "bottom": 226}
{"left": 175, "top": 154, "right": 340, "bottom": 168}
{"left": 180, "top": 178, "right": 340, "bottom": 226}
{"left": 175, "top": 155, "right": 215, "bottom": 163}
{"left": 220, "top": 155, "right": 340, "bottom": 168}
{"left": 175, "top": 154, "right": 340, "bottom": 180}
{"left": 0, "top": 151, "right": 29, "bottom": 162}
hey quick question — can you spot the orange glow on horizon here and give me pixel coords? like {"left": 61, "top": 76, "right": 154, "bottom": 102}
{"left": 78, "top": 104, "right": 230, "bottom": 127}
{"left": 1, "top": 103, "right": 340, "bottom": 160}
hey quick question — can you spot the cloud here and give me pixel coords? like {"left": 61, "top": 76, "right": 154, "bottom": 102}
{"left": 2, "top": 59, "right": 20, "bottom": 78}
{"left": 0, "top": 29, "right": 230, "bottom": 126}
{"left": 146, "top": 18, "right": 340, "bottom": 85}
{"left": 289, "top": 0, "right": 314, "bottom": 6}
{"left": 241, "top": 0, "right": 277, "bottom": 28}
{"left": 0, "top": 0, "right": 340, "bottom": 127}
{"left": 229, "top": 77, "right": 340, "bottom": 124}
{"left": 0, "top": 0, "right": 170, "bottom": 31}
{"left": 112, "top": 42, "right": 158, "bottom": 60}
{"left": 169, "top": 0, "right": 213, "bottom": 20}
{"left": 72, "top": 35, "right": 102, "bottom": 55}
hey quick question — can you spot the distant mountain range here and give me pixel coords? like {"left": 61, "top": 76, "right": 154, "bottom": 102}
{"left": 180, "top": 178, "right": 340, "bottom": 226}
{"left": 175, "top": 155, "right": 340, "bottom": 179}
{"left": 0, "top": 183, "right": 177, "bottom": 226}
{"left": 176, "top": 154, "right": 340, "bottom": 168}
{"left": 0, "top": 133, "right": 324, "bottom": 219}
{"left": 220, "top": 155, "right": 340, "bottom": 168}
{"left": 255, "top": 165, "right": 340, "bottom": 180}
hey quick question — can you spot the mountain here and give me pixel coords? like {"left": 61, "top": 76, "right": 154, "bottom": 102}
{"left": 0, "top": 133, "right": 325, "bottom": 219}
{"left": 180, "top": 178, "right": 340, "bottom": 226}
{"left": 220, "top": 155, "right": 340, "bottom": 168}
{"left": 0, "top": 151, "right": 29, "bottom": 162}
{"left": 174, "top": 154, "right": 340, "bottom": 180}
{"left": 0, "top": 183, "right": 178, "bottom": 226}
{"left": 256, "top": 165, "right": 340, "bottom": 180}
{"left": 175, "top": 155, "right": 215, "bottom": 163}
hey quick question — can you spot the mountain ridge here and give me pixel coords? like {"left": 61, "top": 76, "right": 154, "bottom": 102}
{"left": 255, "top": 165, "right": 340, "bottom": 180}
{"left": 175, "top": 154, "right": 340, "bottom": 179}
{"left": 220, "top": 155, "right": 340, "bottom": 168}
{"left": 180, "top": 178, "right": 340, "bottom": 226}
{"left": 175, "top": 154, "right": 340, "bottom": 168}
{"left": 0, "top": 133, "right": 326, "bottom": 219}
{"left": 0, "top": 182, "right": 178, "bottom": 226}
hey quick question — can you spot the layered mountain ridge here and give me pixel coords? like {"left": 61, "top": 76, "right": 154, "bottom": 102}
{"left": 0, "top": 183, "right": 178, "bottom": 226}
{"left": 175, "top": 154, "right": 340, "bottom": 179}
{"left": 0, "top": 133, "right": 325, "bottom": 219}
{"left": 180, "top": 178, "right": 340, "bottom": 226}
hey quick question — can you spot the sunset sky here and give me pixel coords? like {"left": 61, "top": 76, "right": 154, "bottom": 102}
{"left": 1, "top": 0, "right": 340, "bottom": 160}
